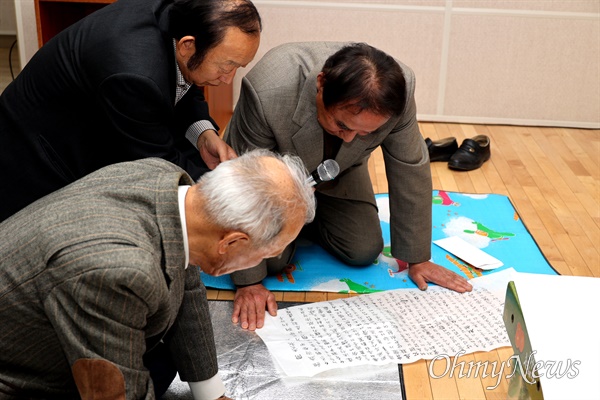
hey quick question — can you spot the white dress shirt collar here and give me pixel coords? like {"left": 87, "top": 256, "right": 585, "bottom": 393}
{"left": 177, "top": 185, "right": 227, "bottom": 398}
{"left": 178, "top": 185, "right": 191, "bottom": 268}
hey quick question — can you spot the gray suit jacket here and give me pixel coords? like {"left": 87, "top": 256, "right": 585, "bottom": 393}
{"left": 0, "top": 158, "right": 217, "bottom": 399}
{"left": 225, "top": 42, "right": 432, "bottom": 264}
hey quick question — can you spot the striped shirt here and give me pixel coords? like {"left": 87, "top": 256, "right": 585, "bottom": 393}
{"left": 173, "top": 40, "right": 217, "bottom": 149}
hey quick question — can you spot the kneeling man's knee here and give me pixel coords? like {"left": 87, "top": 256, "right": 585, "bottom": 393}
{"left": 340, "top": 236, "right": 383, "bottom": 266}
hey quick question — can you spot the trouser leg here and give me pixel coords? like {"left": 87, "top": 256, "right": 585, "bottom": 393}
{"left": 305, "top": 191, "right": 383, "bottom": 266}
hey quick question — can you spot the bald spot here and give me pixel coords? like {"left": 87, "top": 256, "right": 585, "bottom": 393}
{"left": 259, "top": 156, "right": 297, "bottom": 202}
{"left": 257, "top": 156, "right": 307, "bottom": 233}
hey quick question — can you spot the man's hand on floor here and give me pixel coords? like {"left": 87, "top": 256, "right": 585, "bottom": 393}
{"left": 232, "top": 283, "right": 278, "bottom": 331}
{"left": 408, "top": 260, "right": 473, "bottom": 293}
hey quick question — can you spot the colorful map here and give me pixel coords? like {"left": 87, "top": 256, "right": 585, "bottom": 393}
{"left": 200, "top": 191, "right": 558, "bottom": 293}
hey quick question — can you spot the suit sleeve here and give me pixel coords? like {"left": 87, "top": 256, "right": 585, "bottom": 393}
{"left": 98, "top": 73, "right": 210, "bottom": 174}
{"left": 43, "top": 246, "right": 164, "bottom": 399}
{"left": 381, "top": 81, "right": 433, "bottom": 264}
{"left": 165, "top": 266, "right": 219, "bottom": 382}
{"left": 175, "top": 86, "right": 219, "bottom": 134}
{"left": 224, "top": 77, "right": 279, "bottom": 154}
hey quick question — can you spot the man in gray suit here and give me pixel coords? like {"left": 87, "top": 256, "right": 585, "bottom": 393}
{"left": 224, "top": 42, "right": 473, "bottom": 331}
{"left": 0, "top": 150, "right": 315, "bottom": 399}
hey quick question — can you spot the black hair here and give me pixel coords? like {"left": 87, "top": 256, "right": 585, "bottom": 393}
{"left": 321, "top": 43, "right": 406, "bottom": 117}
{"left": 169, "top": 0, "right": 262, "bottom": 70}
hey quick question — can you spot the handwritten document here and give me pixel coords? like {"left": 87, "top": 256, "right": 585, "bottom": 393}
{"left": 256, "top": 270, "right": 514, "bottom": 376}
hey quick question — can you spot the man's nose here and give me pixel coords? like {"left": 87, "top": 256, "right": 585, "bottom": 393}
{"left": 219, "top": 69, "right": 237, "bottom": 84}
{"left": 341, "top": 131, "right": 358, "bottom": 142}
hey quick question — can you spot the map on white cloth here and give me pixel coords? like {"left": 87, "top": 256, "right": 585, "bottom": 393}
{"left": 256, "top": 269, "right": 516, "bottom": 377}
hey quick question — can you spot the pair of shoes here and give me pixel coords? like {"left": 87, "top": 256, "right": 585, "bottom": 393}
{"left": 425, "top": 137, "right": 458, "bottom": 162}
{"left": 448, "top": 135, "right": 491, "bottom": 171}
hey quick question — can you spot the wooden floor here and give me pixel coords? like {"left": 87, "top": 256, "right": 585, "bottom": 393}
{"left": 2, "top": 38, "right": 598, "bottom": 399}
{"left": 208, "top": 122, "right": 599, "bottom": 400}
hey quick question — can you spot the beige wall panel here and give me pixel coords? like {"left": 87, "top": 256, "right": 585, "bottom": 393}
{"left": 14, "top": 0, "right": 37, "bottom": 68}
{"left": 0, "top": 0, "right": 17, "bottom": 34}
{"left": 443, "top": 14, "right": 600, "bottom": 124}
{"left": 234, "top": 5, "right": 446, "bottom": 115}
{"left": 454, "top": 0, "right": 599, "bottom": 13}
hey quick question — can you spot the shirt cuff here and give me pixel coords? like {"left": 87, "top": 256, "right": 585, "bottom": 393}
{"left": 186, "top": 120, "right": 217, "bottom": 149}
{"left": 188, "top": 374, "right": 226, "bottom": 400}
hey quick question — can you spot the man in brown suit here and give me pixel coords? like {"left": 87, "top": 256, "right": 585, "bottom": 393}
{"left": 0, "top": 150, "right": 315, "bottom": 399}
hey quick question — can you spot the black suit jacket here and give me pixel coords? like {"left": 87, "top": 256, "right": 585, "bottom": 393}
{"left": 0, "top": 0, "right": 214, "bottom": 222}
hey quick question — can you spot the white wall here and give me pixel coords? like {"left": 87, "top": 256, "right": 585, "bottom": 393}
{"left": 237, "top": 0, "right": 600, "bottom": 128}
{"left": 12, "top": 0, "right": 600, "bottom": 128}
{"left": 13, "top": 0, "right": 37, "bottom": 69}
{"left": 0, "top": 0, "right": 17, "bottom": 35}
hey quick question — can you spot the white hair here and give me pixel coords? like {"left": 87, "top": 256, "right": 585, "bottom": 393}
{"left": 197, "top": 149, "right": 316, "bottom": 247}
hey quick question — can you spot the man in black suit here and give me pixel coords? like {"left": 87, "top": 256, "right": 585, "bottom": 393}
{"left": 0, "top": 0, "right": 261, "bottom": 222}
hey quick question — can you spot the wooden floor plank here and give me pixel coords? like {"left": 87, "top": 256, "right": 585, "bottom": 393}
{"left": 465, "top": 167, "right": 492, "bottom": 194}
{"left": 574, "top": 190, "right": 600, "bottom": 230}
{"left": 566, "top": 128, "right": 600, "bottom": 171}
{"left": 453, "top": 170, "right": 476, "bottom": 193}
{"left": 552, "top": 128, "right": 598, "bottom": 180}
{"left": 427, "top": 358, "right": 460, "bottom": 399}
{"left": 518, "top": 131, "right": 600, "bottom": 239}
{"left": 472, "top": 350, "right": 511, "bottom": 400}
{"left": 403, "top": 360, "right": 434, "bottom": 400}
{"left": 216, "top": 290, "right": 235, "bottom": 301}
{"left": 528, "top": 228, "right": 567, "bottom": 272}
{"left": 305, "top": 292, "right": 328, "bottom": 302}
{"left": 529, "top": 127, "right": 591, "bottom": 197}
{"left": 552, "top": 232, "right": 594, "bottom": 277}
{"left": 326, "top": 293, "right": 350, "bottom": 301}
{"left": 522, "top": 186, "right": 567, "bottom": 236}
{"left": 433, "top": 122, "right": 453, "bottom": 141}
{"left": 272, "top": 291, "right": 285, "bottom": 302}
{"left": 452, "top": 353, "right": 489, "bottom": 400}
{"left": 282, "top": 291, "right": 306, "bottom": 302}
{"left": 512, "top": 130, "right": 600, "bottom": 271}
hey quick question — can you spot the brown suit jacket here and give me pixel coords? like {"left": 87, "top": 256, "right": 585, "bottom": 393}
{"left": 0, "top": 158, "right": 217, "bottom": 399}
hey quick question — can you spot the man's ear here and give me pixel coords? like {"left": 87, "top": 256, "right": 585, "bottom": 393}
{"left": 316, "top": 72, "right": 325, "bottom": 92}
{"left": 217, "top": 231, "right": 250, "bottom": 255}
{"left": 176, "top": 35, "right": 196, "bottom": 58}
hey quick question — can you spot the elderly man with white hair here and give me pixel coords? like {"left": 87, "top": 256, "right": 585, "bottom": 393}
{"left": 0, "top": 149, "right": 315, "bottom": 400}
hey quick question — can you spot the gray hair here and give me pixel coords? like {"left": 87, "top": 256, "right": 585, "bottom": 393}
{"left": 196, "top": 149, "right": 316, "bottom": 247}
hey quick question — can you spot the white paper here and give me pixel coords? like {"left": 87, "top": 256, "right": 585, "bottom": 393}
{"left": 508, "top": 273, "right": 600, "bottom": 400}
{"left": 434, "top": 236, "right": 504, "bottom": 270}
{"left": 257, "top": 269, "right": 516, "bottom": 377}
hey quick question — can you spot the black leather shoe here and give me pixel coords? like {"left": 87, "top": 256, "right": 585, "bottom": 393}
{"left": 425, "top": 137, "right": 458, "bottom": 162}
{"left": 448, "top": 135, "right": 491, "bottom": 171}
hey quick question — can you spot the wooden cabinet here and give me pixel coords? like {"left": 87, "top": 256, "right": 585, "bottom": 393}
{"left": 34, "top": 0, "right": 233, "bottom": 131}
